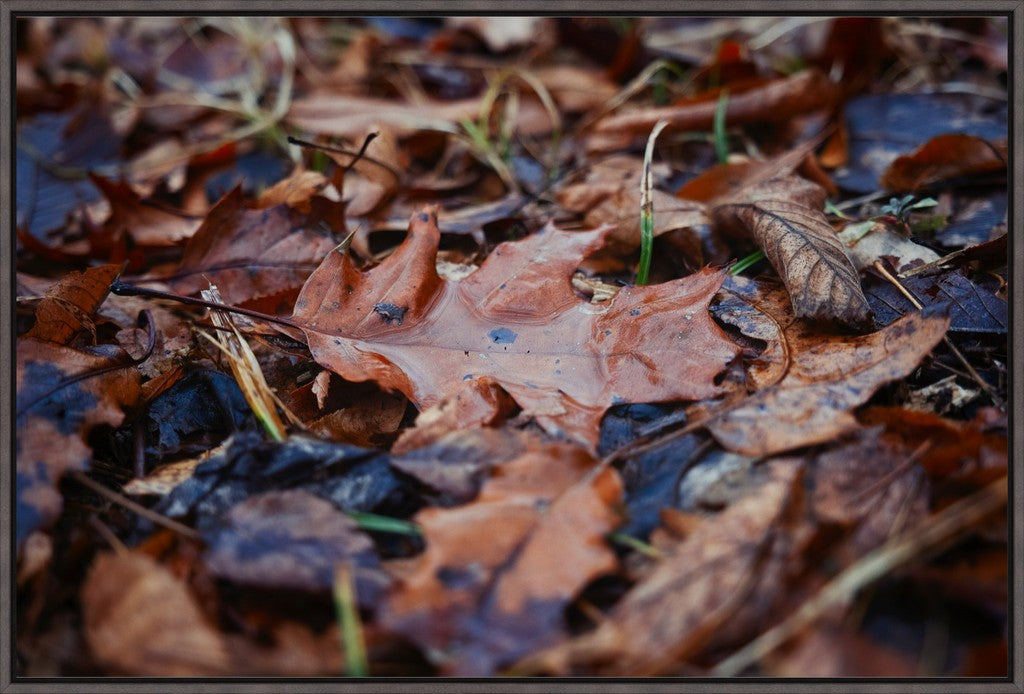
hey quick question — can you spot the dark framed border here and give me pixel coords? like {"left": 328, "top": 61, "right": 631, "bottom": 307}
{"left": 1, "top": 2, "right": 1020, "bottom": 692}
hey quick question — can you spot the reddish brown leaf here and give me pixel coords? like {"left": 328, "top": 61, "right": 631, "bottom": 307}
{"left": 16, "top": 338, "right": 140, "bottom": 549}
{"left": 379, "top": 442, "right": 622, "bottom": 675}
{"left": 589, "top": 69, "right": 838, "bottom": 148}
{"left": 164, "top": 186, "right": 338, "bottom": 307}
{"left": 712, "top": 175, "right": 871, "bottom": 327}
{"left": 82, "top": 551, "right": 230, "bottom": 676}
{"left": 24, "top": 264, "right": 120, "bottom": 344}
{"left": 524, "top": 458, "right": 801, "bottom": 675}
{"left": 706, "top": 306, "right": 951, "bottom": 457}
{"left": 292, "top": 208, "right": 741, "bottom": 448}
{"left": 557, "top": 155, "right": 710, "bottom": 254}
{"left": 91, "top": 174, "right": 202, "bottom": 247}
{"left": 880, "top": 134, "right": 1007, "bottom": 192}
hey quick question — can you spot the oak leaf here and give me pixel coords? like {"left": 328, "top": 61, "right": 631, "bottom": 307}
{"left": 24, "top": 264, "right": 120, "bottom": 345}
{"left": 379, "top": 441, "right": 622, "bottom": 675}
{"left": 291, "top": 208, "right": 741, "bottom": 448}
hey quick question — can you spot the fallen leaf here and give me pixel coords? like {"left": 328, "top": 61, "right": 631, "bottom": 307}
{"left": 24, "top": 264, "right": 120, "bottom": 345}
{"left": 379, "top": 442, "right": 622, "bottom": 675}
{"left": 840, "top": 224, "right": 940, "bottom": 273}
{"left": 90, "top": 174, "right": 202, "bottom": 247}
{"left": 880, "top": 134, "right": 1007, "bottom": 192}
{"left": 588, "top": 69, "right": 838, "bottom": 151}
{"left": 292, "top": 208, "right": 741, "bottom": 448}
{"left": 711, "top": 174, "right": 871, "bottom": 327}
{"left": 523, "top": 458, "right": 800, "bottom": 675}
{"left": 706, "top": 305, "right": 951, "bottom": 457}
{"left": 16, "top": 338, "right": 140, "bottom": 549}
{"left": 162, "top": 186, "right": 338, "bottom": 307}
{"left": 556, "top": 155, "right": 710, "bottom": 253}
{"left": 201, "top": 489, "right": 389, "bottom": 602}
{"left": 864, "top": 267, "right": 1007, "bottom": 334}
{"left": 82, "top": 551, "right": 230, "bottom": 675}
{"left": 157, "top": 432, "right": 406, "bottom": 522}
{"left": 447, "top": 17, "right": 548, "bottom": 52}
{"left": 831, "top": 93, "right": 1006, "bottom": 193}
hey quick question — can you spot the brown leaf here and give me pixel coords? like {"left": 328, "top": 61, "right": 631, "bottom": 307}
{"left": 91, "top": 174, "right": 202, "bottom": 247}
{"left": 292, "top": 208, "right": 740, "bottom": 448}
{"left": 712, "top": 175, "right": 871, "bottom": 327}
{"left": 706, "top": 306, "right": 951, "bottom": 457}
{"left": 24, "top": 264, "right": 119, "bottom": 344}
{"left": 288, "top": 93, "right": 483, "bottom": 138}
{"left": 82, "top": 551, "right": 230, "bottom": 675}
{"left": 255, "top": 168, "right": 333, "bottom": 211}
{"left": 526, "top": 458, "right": 800, "bottom": 675}
{"left": 164, "top": 186, "right": 338, "bottom": 307}
{"left": 201, "top": 490, "right": 389, "bottom": 601}
{"left": 556, "top": 155, "right": 710, "bottom": 253}
{"left": 881, "top": 134, "right": 1007, "bottom": 192}
{"left": 379, "top": 442, "right": 622, "bottom": 675}
{"left": 16, "top": 338, "right": 140, "bottom": 549}
{"left": 589, "top": 69, "right": 838, "bottom": 149}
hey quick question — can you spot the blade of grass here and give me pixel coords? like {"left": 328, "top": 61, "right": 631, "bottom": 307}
{"left": 637, "top": 119, "right": 670, "bottom": 286}
{"left": 713, "top": 90, "right": 730, "bottom": 164}
{"left": 347, "top": 510, "right": 422, "bottom": 537}
{"left": 728, "top": 250, "right": 766, "bottom": 276}
{"left": 333, "top": 562, "right": 369, "bottom": 677}
{"left": 608, "top": 532, "right": 664, "bottom": 560}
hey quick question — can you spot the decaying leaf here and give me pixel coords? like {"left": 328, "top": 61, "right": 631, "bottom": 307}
{"left": 864, "top": 267, "right": 1007, "bottom": 334}
{"left": 292, "top": 208, "right": 741, "bottom": 448}
{"left": 379, "top": 442, "right": 622, "bottom": 675}
{"left": 588, "top": 69, "right": 838, "bottom": 150}
{"left": 522, "top": 458, "right": 800, "bottom": 675}
{"left": 16, "top": 339, "right": 140, "bottom": 549}
{"left": 82, "top": 551, "right": 230, "bottom": 676}
{"left": 201, "top": 489, "right": 389, "bottom": 602}
{"left": 24, "top": 263, "right": 120, "bottom": 345}
{"left": 711, "top": 175, "right": 871, "bottom": 327}
{"left": 90, "top": 174, "right": 202, "bottom": 247}
{"left": 880, "top": 134, "right": 1007, "bottom": 192}
{"left": 163, "top": 186, "right": 339, "bottom": 307}
{"left": 706, "top": 305, "right": 951, "bottom": 457}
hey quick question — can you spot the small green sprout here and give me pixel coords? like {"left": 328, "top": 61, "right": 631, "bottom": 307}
{"left": 713, "top": 90, "right": 730, "bottom": 164}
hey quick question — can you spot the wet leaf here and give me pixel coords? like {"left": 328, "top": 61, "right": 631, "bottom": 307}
{"left": 163, "top": 186, "right": 338, "bottom": 307}
{"left": 82, "top": 551, "right": 230, "bottom": 676}
{"left": 90, "top": 174, "right": 202, "bottom": 248}
{"left": 589, "top": 69, "right": 837, "bottom": 150}
{"left": 864, "top": 267, "right": 1007, "bottom": 334}
{"left": 201, "top": 490, "right": 389, "bottom": 602}
{"left": 831, "top": 93, "right": 1006, "bottom": 193}
{"left": 525, "top": 458, "right": 800, "bottom": 675}
{"left": 379, "top": 442, "right": 622, "bottom": 675}
{"left": 880, "top": 134, "right": 1007, "bottom": 192}
{"left": 16, "top": 339, "right": 140, "bottom": 549}
{"left": 24, "top": 264, "right": 120, "bottom": 345}
{"left": 711, "top": 175, "right": 871, "bottom": 327}
{"left": 292, "top": 208, "right": 740, "bottom": 448}
{"left": 706, "top": 306, "right": 951, "bottom": 457}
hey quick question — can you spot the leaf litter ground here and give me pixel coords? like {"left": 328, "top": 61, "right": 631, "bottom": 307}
{"left": 13, "top": 16, "right": 1009, "bottom": 678}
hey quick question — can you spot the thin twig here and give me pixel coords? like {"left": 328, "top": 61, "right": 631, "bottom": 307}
{"left": 69, "top": 470, "right": 201, "bottom": 540}
{"left": 871, "top": 260, "right": 1004, "bottom": 409}
{"left": 711, "top": 475, "right": 1007, "bottom": 676}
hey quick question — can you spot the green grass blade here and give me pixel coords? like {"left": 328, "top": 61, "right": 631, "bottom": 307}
{"left": 333, "top": 563, "right": 369, "bottom": 677}
{"left": 714, "top": 90, "right": 730, "bottom": 164}
{"left": 347, "top": 510, "right": 422, "bottom": 537}
{"left": 729, "top": 250, "right": 766, "bottom": 276}
{"left": 637, "top": 119, "right": 670, "bottom": 286}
